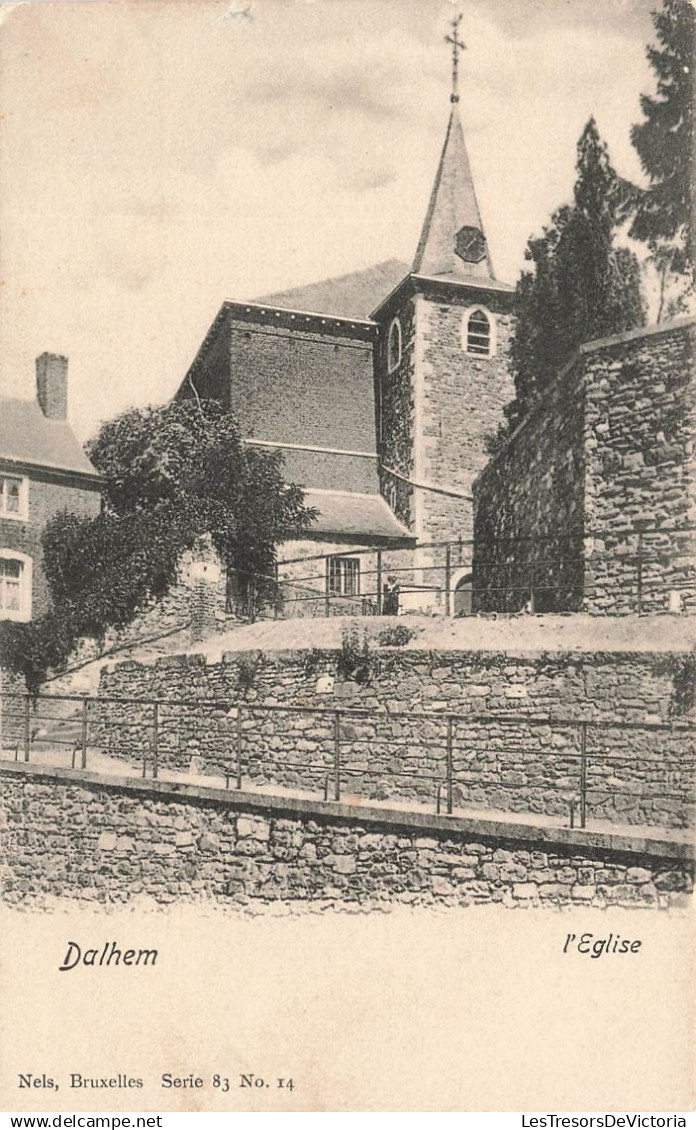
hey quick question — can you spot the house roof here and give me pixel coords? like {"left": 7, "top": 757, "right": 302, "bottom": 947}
{"left": 0, "top": 398, "right": 98, "bottom": 478}
{"left": 302, "top": 489, "right": 413, "bottom": 543}
{"left": 255, "top": 258, "right": 409, "bottom": 321}
{"left": 412, "top": 106, "right": 498, "bottom": 286}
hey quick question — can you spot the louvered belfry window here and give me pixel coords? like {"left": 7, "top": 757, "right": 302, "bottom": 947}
{"left": 466, "top": 309, "right": 491, "bottom": 356}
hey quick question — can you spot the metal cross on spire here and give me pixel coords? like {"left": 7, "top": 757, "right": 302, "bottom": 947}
{"left": 445, "top": 12, "right": 466, "bottom": 104}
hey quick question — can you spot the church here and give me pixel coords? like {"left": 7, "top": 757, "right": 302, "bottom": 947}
{"left": 175, "top": 28, "right": 516, "bottom": 615}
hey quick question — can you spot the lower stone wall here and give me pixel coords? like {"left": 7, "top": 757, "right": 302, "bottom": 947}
{"left": 91, "top": 646, "right": 695, "bottom": 829}
{"left": 0, "top": 666, "right": 25, "bottom": 751}
{"left": 0, "top": 763, "right": 691, "bottom": 910}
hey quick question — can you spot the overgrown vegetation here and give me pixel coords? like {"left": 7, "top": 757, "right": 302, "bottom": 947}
{"left": 301, "top": 647, "right": 325, "bottom": 679}
{"left": 377, "top": 624, "right": 417, "bottom": 648}
{"left": 0, "top": 400, "right": 316, "bottom": 689}
{"left": 336, "top": 624, "right": 372, "bottom": 686}
{"left": 236, "top": 650, "right": 264, "bottom": 693}
{"left": 653, "top": 651, "right": 696, "bottom": 718}
{"left": 629, "top": 0, "right": 695, "bottom": 316}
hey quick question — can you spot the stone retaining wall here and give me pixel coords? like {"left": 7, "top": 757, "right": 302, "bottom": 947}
{"left": 473, "top": 319, "right": 696, "bottom": 614}
{"left": 0, "top": 666, "right": 25, "bottom": 750}
{"left": 91, "top": 646, "right": 695, "bottom": 829}
{"left": 0, "top": 763, "right": 691, "bottom": 910}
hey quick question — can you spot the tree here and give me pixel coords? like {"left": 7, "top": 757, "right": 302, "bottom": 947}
{"left": 84, "top": 399, "right": 315, "bottom": 619}
{"left": 504, "top": 119, "right": 645, "bottom": 430}
{"left": 629, "top": 0, "right": 695, "bottom": 276}
{"left": 1, "top": 399, "right": 316, "bottom": 687}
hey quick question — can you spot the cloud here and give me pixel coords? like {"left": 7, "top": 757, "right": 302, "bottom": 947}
{"left": 248, "top": 60, "right": 406, "bottom": 121}
{"left": 460, "top": 0, "right": 655, "bottom": 41}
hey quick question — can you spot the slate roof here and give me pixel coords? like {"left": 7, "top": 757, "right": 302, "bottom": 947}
{"left": 413, "top": 106, "right": 508, "bottom": 289}
{"left": 302, "top": 489, "right": 413, "bottom": 543}
{"left": 0, "top": 398, "right": 98, "bottom": 478}
{"left": 255, "top": 258, "right": 409, "bottom": 321}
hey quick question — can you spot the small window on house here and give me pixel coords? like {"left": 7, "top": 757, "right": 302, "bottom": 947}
{"left": 1, "top": 475, "right": 26, "bottom": 518}
{"left": 327, "top": 557, "right": 360, "bottom": 598}
{"left": 0, "top": 553, "right": 31, "bottom": 621}
{"left": 464, "top": 308, "right": 494, "bottom": 357}
{"left": 387, "top": 318, "right": 402, "bottom": 372}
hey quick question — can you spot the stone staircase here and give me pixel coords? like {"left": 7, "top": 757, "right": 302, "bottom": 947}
{"left": 11, "top": 624, "right": 199, "bottom": 761}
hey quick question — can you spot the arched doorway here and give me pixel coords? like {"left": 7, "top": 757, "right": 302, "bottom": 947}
{"left": 450, "top": 569, "right": 473, "bottom": 617}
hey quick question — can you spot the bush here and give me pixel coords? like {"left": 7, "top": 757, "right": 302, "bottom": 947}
{"left": 377, "top": 624, "right": 416, "bottom": 648}
{"left": 337, "top": 624, "right": 372, "bottom": 685}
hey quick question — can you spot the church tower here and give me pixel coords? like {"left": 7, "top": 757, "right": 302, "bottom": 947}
{"left": 373, "top": 17, "right": 515, "bottom": 557}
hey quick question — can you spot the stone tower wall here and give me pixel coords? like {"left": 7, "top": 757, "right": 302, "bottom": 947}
{"left": 376, "top": 293, "right": 418, "bottom": 531}
{"left": 418, "top": 288, "right": 515, "bottom": 546}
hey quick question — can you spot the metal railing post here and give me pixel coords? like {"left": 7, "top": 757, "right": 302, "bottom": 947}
{"left": 333, "top": 710, "right": 341, "bottom": 801}
{"left": 376, "top": 549, "right": 383, "bottom": 615}
{"left": 151, "top": 702, "right": 159, "bottom": 780}
{"left": 446, "top": 715, "right": 454, "bottom": 815}
{"left": 236, "top": 707, "right": 243, "bottom": 790}
{"left": 579, "top": 721, "right": 588, "bottom": 829}
{"left": 81, "top": 697, "right": 88, "bottom": 770}
{"left": 23, "top": 696, "right": 30, "bottom": 762}
{"left": 636, "top": 532, "right": 644, "bottom": 613}
{"left": 445, "top": 544, "right": 452, "bottom": 616}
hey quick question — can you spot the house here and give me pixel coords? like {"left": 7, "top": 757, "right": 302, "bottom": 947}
{"left": 175, "top": 94, "right": 515, "bottom": 614}
{"left": 0, "top": 354, "right": 101, "bottom": 622}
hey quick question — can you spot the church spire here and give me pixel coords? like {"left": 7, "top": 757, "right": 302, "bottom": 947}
{"left": 412, "top": 16, "right": 495, "bottom": 281}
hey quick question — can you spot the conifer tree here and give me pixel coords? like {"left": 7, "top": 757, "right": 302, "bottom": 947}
{"left": 629, "top": 0, "right": 695, "bottom": 273}
{"left": 501, "top": 119, "right": 645, "bottom": 434}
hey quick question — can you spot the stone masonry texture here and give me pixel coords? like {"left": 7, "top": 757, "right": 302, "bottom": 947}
{"left": 377, "top": 294, "right": 417, "bottom": 530}
{"left": 418, "top": 292, "right": 515, "bottom": 546}
{"left": 375, "top": 282, "right": 515, "bottom": 547}
{"left": 179, "top": 307, "right": 380, "bottom": 495}
{"left": 93, "top": 646, "right": 695, "bottom": 830}
{"left": 473, "top": 320, "right": 696, "bottom": 614}
{"left": 1, "top": 765, "right": 691, "bottom": 910}
{"left": 0, "top": 666, "right": 25, "bottom": 750}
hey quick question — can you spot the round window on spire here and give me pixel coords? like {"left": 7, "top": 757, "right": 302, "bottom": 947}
{"left": 455, "top": 225, "right": 487, "bottom": 264}
{"left": 462, "top": 306, "right": 496, "bottom": 358}
{"left": 387, "top": 318, "right": 402, "bottom": 372}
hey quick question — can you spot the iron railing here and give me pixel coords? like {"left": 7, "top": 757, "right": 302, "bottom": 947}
{"left": 224, "top": 523, "right": 696, "bottom": 621}
{"left": 1, "top": 690, "right": 692, "bottom": 832}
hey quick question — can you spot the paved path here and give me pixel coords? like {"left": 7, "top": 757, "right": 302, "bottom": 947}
{"left": 2, "top": 743, "right": 690, "bottom": 847}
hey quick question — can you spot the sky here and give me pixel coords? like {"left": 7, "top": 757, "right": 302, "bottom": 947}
{"left": 0, "top": 0, "right": 659, "bottom": 440}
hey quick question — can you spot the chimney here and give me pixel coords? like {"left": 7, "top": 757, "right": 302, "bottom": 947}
{"left": 36, "top": 352, "right": 68, "bottom": 420}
